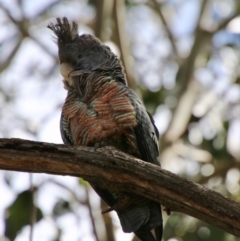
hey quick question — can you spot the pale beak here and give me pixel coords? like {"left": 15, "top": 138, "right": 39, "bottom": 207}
{"left": 60, "top": 63, "right": 72, "bottom": 80}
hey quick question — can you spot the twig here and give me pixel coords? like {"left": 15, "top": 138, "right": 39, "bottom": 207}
{"left": 29, "top": 174, "right": 36, "bottom": 241}
{"left": 46, "top": 178, "right": 85, "bottom": 204}
{"left": 101, "top": 199, "right": 116, "bottom": 241}
{"left": 151, "top": 0, "right": 179, "bottom": 57}
{"left": 212, "top": 4, "right": 240, "bottom": 34}
{"left": 0, "top": 36, "right": 22, "bottom": 72}
{"left": 85, "top": 186, "right": 100, "bottom": 241}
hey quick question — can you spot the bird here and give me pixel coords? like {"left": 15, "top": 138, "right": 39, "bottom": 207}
{"left": 48, "top": 17, "right": 162, "bottom": 241}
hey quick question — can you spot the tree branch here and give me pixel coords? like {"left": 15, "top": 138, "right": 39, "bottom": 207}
{"left": 0, "top": 138, "right": 240, "bottom": 237}
{"left": 112, "top": 0, "right": 136, "bottom": 90}
{"left": 212, "top": 3, "right": 240, "bottom": 34}
{"left": 151, "top": 0, "right": 179, "bottom": 58}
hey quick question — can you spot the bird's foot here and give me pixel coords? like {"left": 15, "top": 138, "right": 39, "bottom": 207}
{"left": 96, "top": 146, "right": 120, "bottom": 159}
{"left": 96, "top": 146, "right": 133, "bottom": 160}
{"left": 102, "top": 193, "right": 132, "bottom": 214}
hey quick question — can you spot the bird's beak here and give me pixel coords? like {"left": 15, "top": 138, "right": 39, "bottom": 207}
{"left": 60, "top": 63, "right": 73, "bottom": 80}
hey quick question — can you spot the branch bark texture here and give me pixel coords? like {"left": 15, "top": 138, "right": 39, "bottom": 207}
{"left": 0, "top": 138, "right": 240, "bottom": 237}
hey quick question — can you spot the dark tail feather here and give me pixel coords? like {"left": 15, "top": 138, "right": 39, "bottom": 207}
{"left": 154, "top": 205, "right": 163, "bottom": 241}
{"left": 135, "top": 202, "right": 162, "bottom": 241}
{"left": 117, "top": 205, "right": 150, "bottom": 233}
{"left": 154, "top": 224, "right": 163, "bottom": 241}
{"left": 134, "top": 223, "right": 163, "bottom": 241}
{"left": 135, "top": 228, "right": 157, "bottom": 241}
{"left": 117, "top": 202, "right": 162, "bottom": 241}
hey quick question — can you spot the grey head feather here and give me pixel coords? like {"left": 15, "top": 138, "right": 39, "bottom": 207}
{"left": 47, "top": 17, "right": 78, "bottom": 45}
{"left": 48, "top": 17, "right": 127, "bottom": 85}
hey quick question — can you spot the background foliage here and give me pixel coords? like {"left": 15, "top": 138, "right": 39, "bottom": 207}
{"left": 0, "top": 0, "right": 240, "bottom": 241}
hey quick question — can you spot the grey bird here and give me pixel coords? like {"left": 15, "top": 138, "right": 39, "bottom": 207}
{"left": 48, "top": 17, "right": 163, "bottom": 241}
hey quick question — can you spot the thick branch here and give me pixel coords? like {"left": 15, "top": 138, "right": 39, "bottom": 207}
{"left": 0, "top": 138, "right": 240, "bottom": 237}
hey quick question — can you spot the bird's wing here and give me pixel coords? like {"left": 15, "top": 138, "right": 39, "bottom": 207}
{"left": 127, "top": 90, "right": 163, "bottom": 241}
{"left": 128, "top": 90, "right": 160, "bottom": 166}
{"left": 60, "top": 113, "right": 73, "bottom": 146}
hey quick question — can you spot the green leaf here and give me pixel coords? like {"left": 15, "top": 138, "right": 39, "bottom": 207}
{"left": 4, "top": 189, "right": 43, "bottom": 241}
{"left": 79, "top": 178, "right": 88, "bottom": 187}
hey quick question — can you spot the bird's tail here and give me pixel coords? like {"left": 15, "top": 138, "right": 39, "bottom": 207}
{"left": 154, "top": 223, "right": 163, "bottom": 241}
{"left": 135, "top": 226, "right": 162, "bottom": 241}
{"left": 117, "top": 201, "right": 162, "bottom": 241}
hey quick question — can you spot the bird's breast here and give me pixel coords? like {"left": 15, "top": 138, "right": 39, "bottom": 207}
{"left": 62, "top": 78, "right": 139, "bottom": 153}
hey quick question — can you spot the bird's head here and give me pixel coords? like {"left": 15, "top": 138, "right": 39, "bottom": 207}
{"left": 48, "top": 17, "right": 126, "bottom": 85}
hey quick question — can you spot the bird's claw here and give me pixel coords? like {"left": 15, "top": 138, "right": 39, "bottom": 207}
{"left": 102, "top": 193, "right": 132, "bottom": 214}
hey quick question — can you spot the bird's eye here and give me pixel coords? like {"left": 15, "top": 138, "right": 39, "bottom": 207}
{"left": 78, "top": 54, "right": 83, "bottom": 59}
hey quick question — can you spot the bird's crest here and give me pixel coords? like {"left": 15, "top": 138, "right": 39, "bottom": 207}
{"left": 47, "top": 17, "right": 78, "bottom": 45}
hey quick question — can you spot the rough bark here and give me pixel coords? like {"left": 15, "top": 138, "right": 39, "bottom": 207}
{"left": 0, "top": 138, "right": 240, "bottom": 237}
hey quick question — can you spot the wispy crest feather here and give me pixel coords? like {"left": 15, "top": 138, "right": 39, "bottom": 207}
{"left": 48, "top": 17, "right": 78, "bottom": 45}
